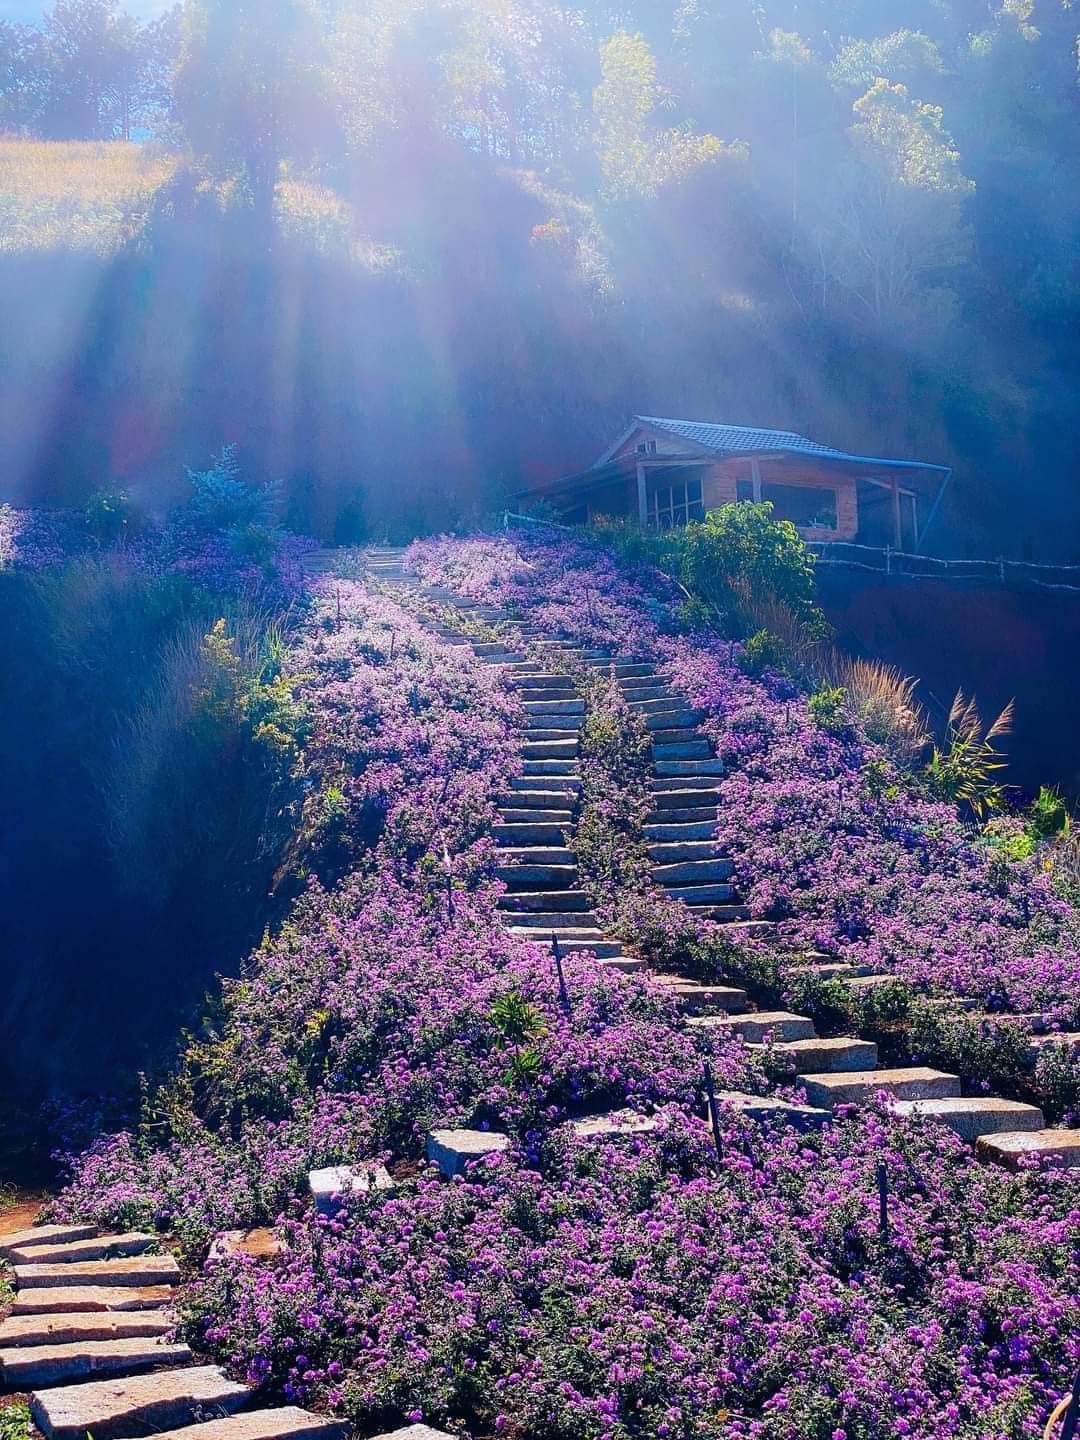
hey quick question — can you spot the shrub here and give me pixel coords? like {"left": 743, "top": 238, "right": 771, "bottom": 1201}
{"left": 737, "top": 628, "right": 785, "bottom": 676}
{"left": 807, "top": 684, "right": 847, "bottom": 733}
{"left": 825, "top": 656, "right": 929, "bottom": 768}
{"left": 924, "top": 689, "right": 1014, "bottom": 818}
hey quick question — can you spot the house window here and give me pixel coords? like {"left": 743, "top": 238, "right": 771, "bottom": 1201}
{"left": 736, "top": 476, "right": 838, "bottom": 531}
{"left": 650, "top": 475, "right": 705, "bottom": 529}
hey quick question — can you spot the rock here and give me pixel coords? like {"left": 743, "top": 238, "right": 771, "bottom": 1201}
{"left": 149, "top": 1409, "right": 350, "bottom": 1440}
{"left": 798, "top": 1067, "right": 961, "bottom": 1108}
{"left": 892, "top": 1096, "right": 1045, "bottom": 1142}
{"left": 0, "top": 1225, "right": 98, "bottom": 1261}
{"left": 0, "top": 1310, "right": 175, "bottom": 1348}
{"left": 571, "top": 1111, "right": 658, "bottom": 1142}
{"left": 207, "top": 1229, "right": 283, "bottom": 1263}
{"left": 30, "top": 1364, "right": 248, "bottom": 1440}
{"left": 5, "top": 1232, "right": 159, "bottom": 1267}
{"left": 715, "top": 1092, "right": 832, "bottom": 1132}
{"left": 426, "top": 1129, "right": 510, "bottom": 1177}
{"left": 308, "top": 1165, "right": 394, "bottom": 1215}
{"left": 687, "top": 1012, "right": 815, "bottom": 1044}
{"left": 11, "top": 1286, "right": 174, "bottom": 1315}
{"left": 14, "top": 1254, "right": 181, "bottom": 1289}
{"left": 2, "top": 1336, "right": 191, "bottom": 1388}
{"left": 371, "top": 1427, "right": 456, "bottom": 1440}
{"left": 754, "top": 1037, "right": 879, "bottom": 1073}
{"left": 977, "top": 1128, "right": 1080, "bottom": 1169}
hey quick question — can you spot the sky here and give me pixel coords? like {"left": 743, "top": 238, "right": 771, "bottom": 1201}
{"left": 1, "top": 0, "right": 172, "bottom": 17}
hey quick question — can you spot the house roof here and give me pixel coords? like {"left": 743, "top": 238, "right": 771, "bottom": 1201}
{"left": 595, "top": 415, "right": 949, "bottom": 474}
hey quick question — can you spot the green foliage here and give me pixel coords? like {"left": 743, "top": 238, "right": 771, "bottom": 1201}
{"left": 0, "top": 1403, "right": 32, "bottom": 1440}
{"left": 1026, "top": 785, "right": 1069, "bottom": 842}
{"left": 84, "top": 489, "right": 143, "bottom": 546}
{"left": 924, "top": 691, "right": 1014, "bottom": 819}
{"left": 737, "top": 629, "right": 785, "bottom": 677}
{"left": 807, "top": 685, "right": 847, "bottom": 733}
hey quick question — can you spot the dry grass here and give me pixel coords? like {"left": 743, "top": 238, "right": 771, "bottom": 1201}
{"left": 0, "top": 139, "right": 177, "bottom": 253}
{"left": 824, "top": 654, "right": 930, "bottom": 766}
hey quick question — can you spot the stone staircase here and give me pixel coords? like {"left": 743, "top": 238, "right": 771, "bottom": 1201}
{"left": 342, "top": 544, "right": 1080, "bottom": 1169}
{"left": 0, "top": 1219, "right": 441, "bottom": 1439}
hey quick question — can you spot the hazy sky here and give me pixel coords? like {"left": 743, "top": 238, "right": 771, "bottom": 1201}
{"left": 1, "top": 0, "right": 173, "bottom": 17}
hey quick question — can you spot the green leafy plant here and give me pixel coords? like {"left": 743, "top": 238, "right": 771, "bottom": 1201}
{"left": 1026, "top": 785, "right": 1069, "bottom": 842}
{"left": 0, "top": 1402, "right": 32, "bottom": 1440}
{"left": 737, "top": 629, "right": 785, "bottom": 677}
{"left": 807, "top": 684, "right": 848, "bottom": 733}
{"left": 924, "top": 690, "right": 1014, "bottom": 819}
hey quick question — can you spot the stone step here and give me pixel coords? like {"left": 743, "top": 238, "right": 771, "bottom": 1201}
{"left": 582, "top": 661, "right": 654, "bottom": 676}
{"left": 522, "top": 699, "right": 585, "bottom": 716}
{"left": 652, "top": 741, "right": 712, "bottom": 760}
{"left": 0, "top": 1226, "right": 99, "bottom": 1262}
{"left": 519, "top": 741, "right": 579, "bottom": 759}
{"left": 514, "top": 685, "right": 579, "bottom": 700}
{"left": 497, "top": 808, "right": 573, "bottom": 825}
{"left": 508, "top": 777, "right": 580, "bottom": 794}
{"left": 524, "top": 725, "right": 582, "bottom": 740}
{"left": 30, "top": 1365, "right": 249, "bottom": 1440}
{"left": 688, "top": 1011, "right": 815, "bottom": 1043}
{"left": 5, "top": 1233, "right": 159, "bottom": 1267}
{"left": 498, "top": 791, "right": 578, "bottom": 810}
{"left": 682, "top": 903, "right": 751, "bottom": 922}
{"left": 662, "top": 882, "right": 736, "bottom": 905}
{"left": 655, "top": 979, "right": 749, "bottom": 1014}
{"left": 520, "top": 760, "right": 580, "bottom": 777}
{"left": 2, "top": 1336, "right": 191, "bottom": 1388}
{"left": 799, "top": 1067, "right": 961, "bottom": 1108}
{"left": 472, "top": 642, "right": 519, "bottom": 656}
{"left": 716, "top": 1092, "right": 832, "bottom": 1132}
{"left": 148, "top": 1410, "right": 349, "bottom": 1440}
{"left": 511, "top": 673, "right": 579, "bottom": 688}
{"left": 627, "top": 696, "right": 687, "bottom": 713}
{"left": 892, "top": 1096, "right": 1046, "bottom": 1142}
{"left": 597, "top": 954, "right": 646, "bottom": 972}
{"left": 0, "top": 1312, "right": 176, "bottom": 1349}
{"left": 650, "top": 727, "right": 706, "bottom": 747}
{"left": 644, "top": 820, "right": 717, "bottom": 841}
{"left": 977, "top": 1128, "right": 1080, "bottom": 1169}
{"left": 505, "top": 912, "right": 599, "bottom": 929}
{"left": 793, "top": 961, "right": 864, "bottom": 982}
{"left": 649, "top": 789, "right": 721, "bottom": 810}
{"left": 495, "top": 864, "right": 579, "bottom": 890}
{"left": 1024, "top": 1031, "right": 1080, "bottom": 1059}
{"left": 644, "top": 711, "right": 706, "bottom": 731}
{"left": 493, "top": 823, "right": 569, "bottom": 846}
{"left": 650, "top": 777, "right": 720, "bottom": 794}
{"left": 500, "top": 848, "right": 576, "bottom": 866}
{"left": 14, "top": 1255, "right": 182, "bottom": 1289}
{"left": 497, "top": 890, "right": 591, "bottom": 912}
{"left": 11, "top": 1288, "right": 174, "bottom": 1316}
{"left": 648, "top": 841, "right": 723, "bottom": 863}
{"left": 653, "top": 760, "right": 726, "bottom": 778}
{"left": 651, "top": 858, "right": 733, "bottom": 884}
{"left": 752, "top": 1036, "right": 879, "bottom": 1073}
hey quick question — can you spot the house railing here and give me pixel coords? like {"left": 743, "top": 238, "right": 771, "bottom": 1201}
{"left": 808, "top": 542, "right": 1080, "bottom": 594}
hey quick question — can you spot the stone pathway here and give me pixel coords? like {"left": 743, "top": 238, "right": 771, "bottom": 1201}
{"left": 0, "top": 1219, "right": 440, "bottom": 1438}
{"left": 348, "top": 546, "right": 1080, "bottom": 1169}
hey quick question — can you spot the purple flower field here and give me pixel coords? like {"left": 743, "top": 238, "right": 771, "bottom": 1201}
{"left": 42, "top": 535, "right": 1080, "bottom": 1440}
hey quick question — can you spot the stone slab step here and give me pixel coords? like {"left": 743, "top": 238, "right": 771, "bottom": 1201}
{"left": 650, "top": 777, "right": 720, "bottom": 794}
{"left": 5, "top": 1233, "right": 159, "bottom": 1267}
{"left": 650, "top": 728, "right": 704, "bottom": 746}
{"left": 495, "top": 864, "right": 579, "bottom": 889}
{"left": 149, "top": 1410, "right": 349, "bottom": 1440}
{"left": 688, "top": 1011, "right": 815, "bottom": 1043}
{"left": 648, "top": 841, "right": 723, "bottom": 862}
{"left": 662, "top": 882, "right": 736, "bottom": 904}
{"left": 497, "top": 890, "right": 590, "bottom": 912}
{"left": 30, "top": 1365, "right": 249, "bottom": 1440}
{"left": 519, "top": 741, "right": 578, "bottom": 758}
{"left": 508, "top": 776, "right": 580, "bottom": 793}
{"left": 653, "top": 760, "right": 726, "bottom": 778}
{"left": 498, "top": 791, "right": 578, "bottom": 810}
{"left": 511, "top": 673, "right": 579, "bottom": 688}
{"left": 644, "top": 711, "right": 706, "bottom": 731}
{"left": 493, "top": 823, "right": 569, "bottom": 846}
{"left": 0, "top": 1227, "right": 99, "bottom": 1262}
{"left": 753, "top": 1036, "right": 879, "bottom": 1073}
{"left": 581, "top": 661, "right": 654, "bottom": 676}
{"left": 656, "top": 979, "right": 749, "bottom": 1014}
{"left": 716, "top": 1092, "right": 832, "bottom": 1132}
{"left": 0, "top": 1311, "right": 175, "bottom": 1348}
{"left": 497, "top": 809, "right": 573, "bottom": 825}
{"left": 893, "top": 1096, "right": 1045, "bottom": 1142}
{"left": 596, "top": 954, "right": 645, "bottom": 971}
{"left": 644, "top": 822, "right": 717, "bottom": 841}
{"left": 651, "top": 858, "right": 733, "bottom": 884}
{"left": 500, "top": 848, "right": 576, "bottom": 866}
{"left": 799, "top": 1067, "right": 961, "bottom": 1108}
{"left": 572, "top": 1111, "right": 658, "bottom": 1142}
{"left": 14, "top": 1255, "right": 182, "bottom": 1289}
{"left": 508, "top": 925, "right": 605, "bottom": 941}
{"left": 681, "top": 903, "right": 752, "bottom": 922}
{"left": 649, "top": 789, "right": 721, "bottom": 810}
{"left": 1024, "top": 1031, "right": 1080, "bottom": 1059}
{"left": 522, "top": 699, "right": 585, "bottom": 715}
{"left": 652, "top": 741, "right": 712, "bottom": 760}
{"left": 628, "top": 696, "right": 693, "bottom": 713}
{"left": 11, "top": 1288, "right": 175, "bottom": 1316}
{"left": 645, "top": 807, "right": 718, "bottom": 824}
{"left": 3, "top": 1337, "right": 191, "bottom": 1388}
{"left": 977, "top": 1128, "right": 1080, "bottom": 1169}
{"left": 505, "top": 911, "right": 599, "bottom": 929}
{"left": 523, "top": 725, "right": 582, "bottom": 740}
{"left": 520, "top": 760, "right": 580, "bottom": 777}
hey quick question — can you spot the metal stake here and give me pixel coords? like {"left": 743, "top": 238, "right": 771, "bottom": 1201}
{"left": 551, "top": 931, "right": 570, "bottom": 1013}
{"left": 876, "top": 1161, "right": 889, "bottom": 1247}
{"left": 702, "top": 1061, "right": 723, "bottom": 1166}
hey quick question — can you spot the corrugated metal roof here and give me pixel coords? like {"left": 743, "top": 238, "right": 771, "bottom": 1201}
{"left": 627, "top": 415, "right": 947, "bottom": 473}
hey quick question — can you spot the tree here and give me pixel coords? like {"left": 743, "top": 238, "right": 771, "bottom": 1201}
{"left": 173, "top": 0, "right": 327, "bottom": 229}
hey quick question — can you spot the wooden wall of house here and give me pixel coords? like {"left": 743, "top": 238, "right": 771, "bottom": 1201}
{"left": 705, "top": 459, "right": 859, "bottom": 542}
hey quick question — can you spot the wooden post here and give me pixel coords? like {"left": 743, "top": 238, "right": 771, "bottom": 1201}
{"left": 890, "top": 475, "right": 902, "bottom": 549}
{"left": 636, "top": 462, "right": 648, "bottom": 525}
{"left": 750, "top": 457, "right": 763, "bottom": 502}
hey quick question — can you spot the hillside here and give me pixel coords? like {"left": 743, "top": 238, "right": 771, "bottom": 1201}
{"left": 5, "top": 525, "right": 1076, "bottom": 1440}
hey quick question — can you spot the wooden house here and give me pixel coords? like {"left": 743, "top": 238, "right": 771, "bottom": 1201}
{"left": 520, "top": 416, "right": 950, "bottom": 549}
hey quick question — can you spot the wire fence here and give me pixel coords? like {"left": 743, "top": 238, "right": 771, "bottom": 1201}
{"left": 808, "top": 542, "right": 1080, "bottom": 594}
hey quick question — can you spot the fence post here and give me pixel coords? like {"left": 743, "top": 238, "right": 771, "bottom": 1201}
{"left": 884, "top": 545, "right": 892, "bottom": 576}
